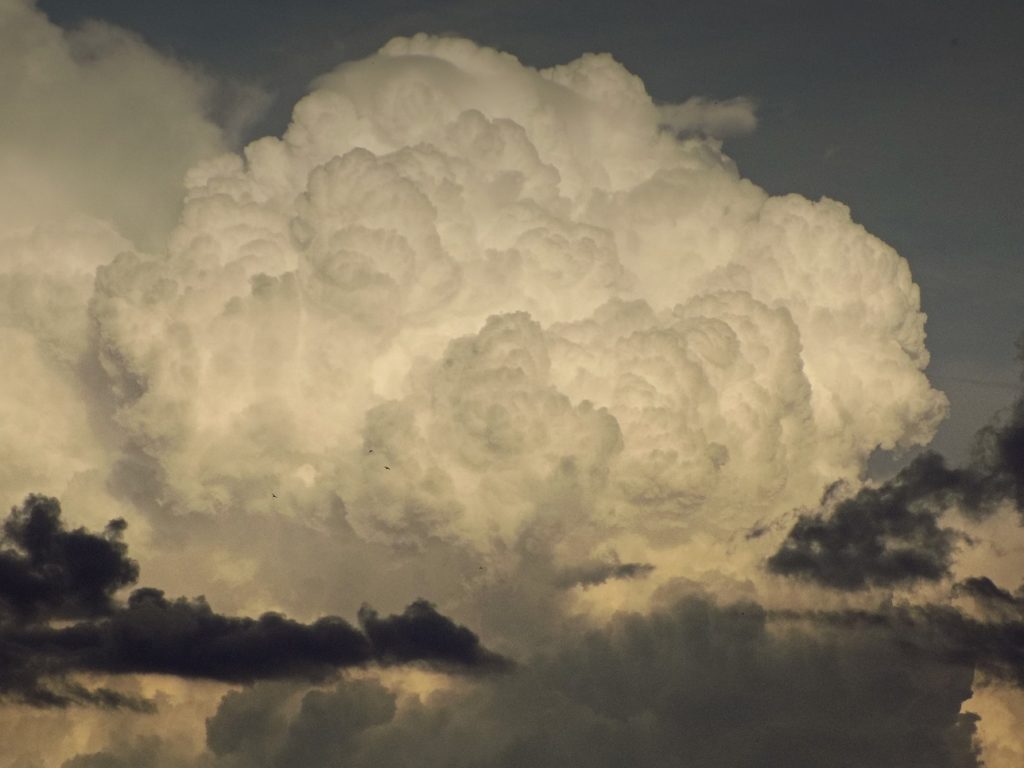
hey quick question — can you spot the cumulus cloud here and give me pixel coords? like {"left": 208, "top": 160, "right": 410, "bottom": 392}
{"left": 1, "top": 20, "right": 1000, "bottom": 767}
{"left": 76, "top": 34, "right": 945, "bottom": 568}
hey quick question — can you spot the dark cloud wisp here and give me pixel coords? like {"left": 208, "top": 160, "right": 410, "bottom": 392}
{"left": 554, "top": 560, "right": 656, "bottom": 589}
{"left": 776, "top": 595, "right": 1024, "bottom": 690}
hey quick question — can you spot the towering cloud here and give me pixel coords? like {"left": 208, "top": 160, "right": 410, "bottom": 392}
{"left": 78, "top": 34, "right": 946, "bottom": 564}
{"left": 4, "top": 15, "right": 1016, "bottom": 767}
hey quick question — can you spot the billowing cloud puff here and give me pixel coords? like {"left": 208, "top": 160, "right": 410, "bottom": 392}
{"left": 78, "top": 34, "right": 945, "bottom": 559}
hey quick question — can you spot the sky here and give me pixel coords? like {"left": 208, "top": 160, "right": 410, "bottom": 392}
{"left": 1, "top": 1, "right": 1023, "bottom": 766}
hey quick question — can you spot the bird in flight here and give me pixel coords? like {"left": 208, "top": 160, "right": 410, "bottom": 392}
{"left": 384, "top": 466, "right": 391, "bottom": 471}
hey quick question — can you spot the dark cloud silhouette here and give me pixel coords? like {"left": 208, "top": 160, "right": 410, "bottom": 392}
{"left": 769, "top": 343, "right": 1024, "bottom": 590}
{"left": 0, "top": 495, "right": 138, "bottom": 621}
{"left": 18, "top": 588, "right": 372, "bottom": 680}
{"left": 0, "top": 497, "right": 509, "bottom": 708}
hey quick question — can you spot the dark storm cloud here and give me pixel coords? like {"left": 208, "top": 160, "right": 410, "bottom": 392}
{"left": 0, "top": 495, "right": 138, "bottom": 621}
{"left": 769, "top": 348, "right": 1024, "bottom": 590}
{"left": 177, "top": 592, "right": 981, "bottom": 768}
{"left": 0, "top": 497, "right": 508, "bottom": 708}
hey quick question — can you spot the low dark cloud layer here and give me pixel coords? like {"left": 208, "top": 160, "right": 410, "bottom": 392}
{"left": 73, "top": 592, "right": 983, "bottom": 768}
{"left": 0, "top": 496, "right": 508, "bottom": 708}
{"left": 769, "top": 349, "right": 1024, "bottom": 590}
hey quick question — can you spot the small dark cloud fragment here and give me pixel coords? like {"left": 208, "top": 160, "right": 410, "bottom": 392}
{"left": 744, "top": 523, "right": 769, "bottom": 541}
{"left": 0, "top": 495, "right": 139, "bottom": 621}
{"left": 359, "top": 599, "right": 512, "bottom": 672}
{"left": 767, "top": 453, "right": 962, "bottom": 589}
{"left": 554, "top": 561, "right": 655, "bottom": 588}
{"left": 954, "top": 576, "right": 1024, "bottom": 625}
{"left": 955, "top": 576, "right": 1022, "bottom": 606}
{"left": 0, "top": 496, "right": 508, "bottom": 709}
{"left": 770, "top": 344, "right": 1024, "bottom": 590}
{"left": 972, "top": 388, "right": 1024, "bottom": 512}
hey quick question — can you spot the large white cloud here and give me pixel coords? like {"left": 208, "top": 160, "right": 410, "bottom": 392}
{"left": 81, "top": 34, "right": 946, "bottom": 559}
